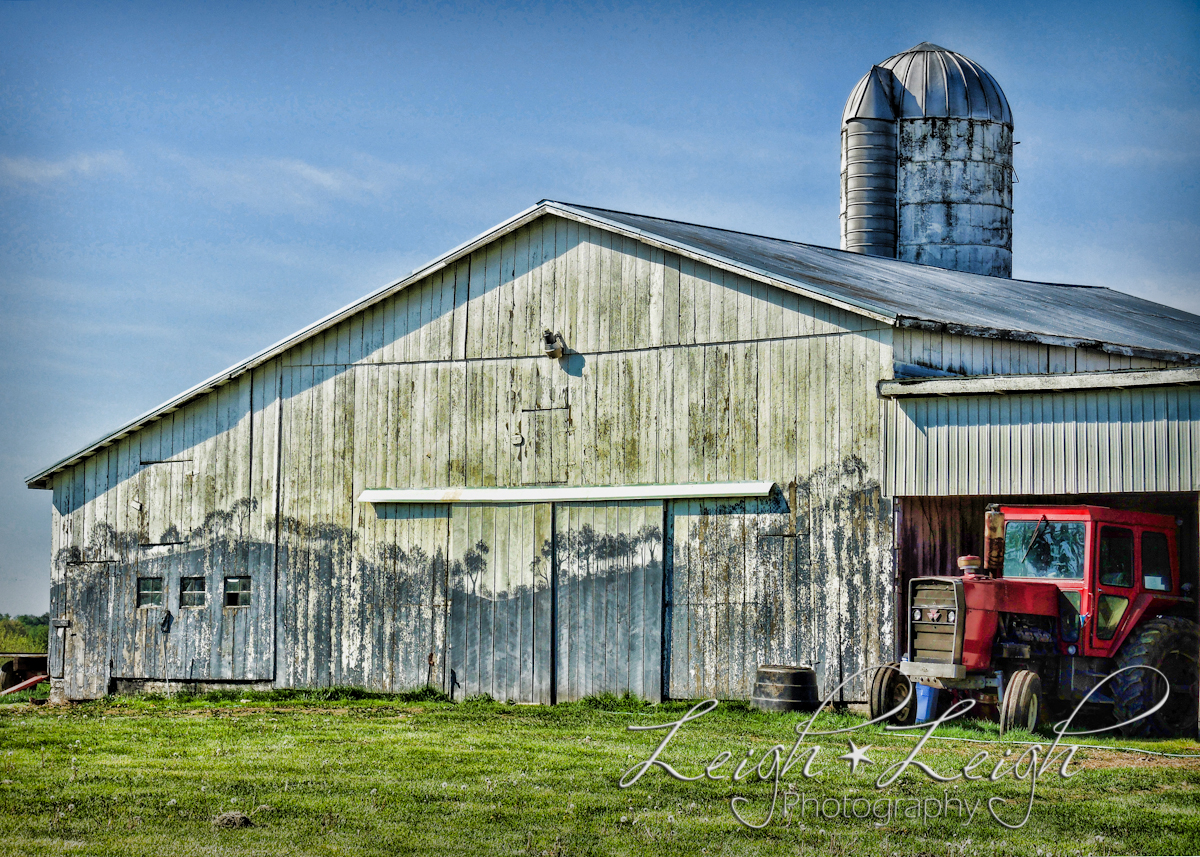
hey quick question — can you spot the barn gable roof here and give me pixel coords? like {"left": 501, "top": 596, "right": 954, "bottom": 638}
{"left": 26, "top": 200, "right": 1200, "bottom": 489}
{"left": 566, "top": 203, "right": 1200, "bottom": 362}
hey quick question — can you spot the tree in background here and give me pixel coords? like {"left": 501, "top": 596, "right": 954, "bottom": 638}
{"left": 0, "top": 613, "right": 50, "bottom": 652}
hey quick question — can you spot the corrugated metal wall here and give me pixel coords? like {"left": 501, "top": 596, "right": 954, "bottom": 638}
{"left": 888, "top": 386, "right": 1200, "bottom": 497}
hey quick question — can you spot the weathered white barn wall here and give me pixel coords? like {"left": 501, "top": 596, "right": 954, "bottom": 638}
{"left": 50, "top": 213, "right": 899, "bottom": 701}
{"left": 270, "top": 215, "right": 898, "bottom": 701}
{"left": 555, "top": 500, "right": 663, "bottom": 703}
{"left": 887, "top": 385, "right": 1200, "bottom": 496}
{"left": 446, "top": 503, "right": 553, "bottom": 703}
{"left": 49, "top": 366, "right": 281, "bottom": 695}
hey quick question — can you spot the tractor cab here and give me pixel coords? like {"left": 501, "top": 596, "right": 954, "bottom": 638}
{"left": 974, "top": 506, "right": 1186, "bottom": 664}
{"left": 873, "top": 504, "right": 1199, "bottom": 737}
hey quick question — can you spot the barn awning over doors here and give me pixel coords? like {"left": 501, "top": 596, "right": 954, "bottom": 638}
{"left": 358, "top": 481, "right": 776, "bottom": 504}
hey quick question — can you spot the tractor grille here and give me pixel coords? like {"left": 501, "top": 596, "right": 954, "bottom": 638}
{"left": 908, "top": 578, "right": 964, "bottom": 665}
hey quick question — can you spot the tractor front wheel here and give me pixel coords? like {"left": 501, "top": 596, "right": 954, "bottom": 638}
{"left": 1000, "top": 670, "right": 1043, "bottom": 735}
{"left": 1112, "top": 616, "right": 1199, "bottom": 738}
{"left": 869, "top": 663, "right": 917, "bottom": 726}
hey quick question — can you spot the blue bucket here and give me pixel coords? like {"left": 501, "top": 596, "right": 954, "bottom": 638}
{"left": 915, "top": 683, "right": 940, "bottom": 723}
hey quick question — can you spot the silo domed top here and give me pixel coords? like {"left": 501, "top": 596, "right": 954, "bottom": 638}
{"left": 842, "top": 43, "right": 1012, "bottom": 127}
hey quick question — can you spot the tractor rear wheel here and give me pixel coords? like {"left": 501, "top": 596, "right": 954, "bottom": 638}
{"left": 869, "top": 663, "right": 917, "bottom": 726}
{"left": 1112, "top": 616, "right": 1199, "bottom": 738}
{"left": 1000, "top": 670, "right": 1043, "bottom": 735}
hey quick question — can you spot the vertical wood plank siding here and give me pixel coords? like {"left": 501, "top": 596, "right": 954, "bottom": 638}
{"left": 894, "top": 330, "right": 1171, "bottom": 377}
{"left": 51, "top": 366, "right": 281, "bottom": 691}
{"left": 888, "top": 387, "right": 1200, "bottom": 496}
{"left": 51, "top": 213, "right": 901, "bottom": 700}
{"left": 554, "top": 500, "right": 664, "bottom": 702}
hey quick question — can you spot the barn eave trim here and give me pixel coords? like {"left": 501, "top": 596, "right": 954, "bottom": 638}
{"left": 878, "top": 366, "right": 1200, "bottom": 398}
{"left": 358, "top": 481, "right": 777, "bottom": 504}
{"left": 894, "top": 317, "right": 1200, "bottom": 366}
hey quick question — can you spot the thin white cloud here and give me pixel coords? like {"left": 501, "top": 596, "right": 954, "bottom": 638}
{"left": 168, "top": 152, "right": 428, "bottom": 215}
{"left": 0, "top": 151, "right": 130, "bottom": 185}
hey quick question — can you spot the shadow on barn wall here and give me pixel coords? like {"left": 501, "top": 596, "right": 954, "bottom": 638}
{"left": 51, "top": 455, "right": 891, "bottom": 700}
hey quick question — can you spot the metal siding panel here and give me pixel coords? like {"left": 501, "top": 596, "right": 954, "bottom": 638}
{"left": 889, "top": 385, "right": 1200, "bottom": 496}
{"left": 1183, "top": 390, "right": 1196, "bottom": 490}
{"left": 1063, "top": 392, "right": 1077, "bottom": 494}
{"left": 1155, "top": 387, "right": 1170, "bottom": 491}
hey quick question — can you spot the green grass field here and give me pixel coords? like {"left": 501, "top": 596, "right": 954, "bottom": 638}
{"left": 1, "top": 689, "right": 1198, "bottom": 856}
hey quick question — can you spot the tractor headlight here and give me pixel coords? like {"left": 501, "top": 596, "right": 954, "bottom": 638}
{"left": 912, "top": 608, "right": 922, "bottom": 622}
{"left": 946, "top": 610, "right": 956, "bottom": 624}
{"left": 1067, "top": 645, "right": 1077, "bottom": 655}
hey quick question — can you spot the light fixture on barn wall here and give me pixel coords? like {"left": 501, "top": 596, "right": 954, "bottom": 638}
{"left": 542, "top": 329, "right": 565, "bottom": 359}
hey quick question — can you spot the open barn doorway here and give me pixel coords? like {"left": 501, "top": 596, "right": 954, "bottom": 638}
{"left": 892, "top": 492, "right": 1200, "bottom": 660}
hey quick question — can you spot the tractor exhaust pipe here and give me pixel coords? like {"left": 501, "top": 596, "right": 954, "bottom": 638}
{"left": 983, "top": 504, "right": 1005, "bottom": 578}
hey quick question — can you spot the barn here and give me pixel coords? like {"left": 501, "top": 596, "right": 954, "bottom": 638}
{"left": 25, "top": 44, "right": 1200, "bottom": 707}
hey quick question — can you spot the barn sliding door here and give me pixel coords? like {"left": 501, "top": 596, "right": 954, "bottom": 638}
{"left": 554, "top": 501, "right": 664, "bottom": 703}
{"left": 446, "top": 504, "right": 554, "bottom": 703}
{"left": 445, "top": 500, "right": 666, "bottom": 704}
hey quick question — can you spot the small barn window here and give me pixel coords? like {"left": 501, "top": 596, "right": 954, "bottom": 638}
{"left": 180, "top": 577, "right": 206, "bottom": 607}
{"left": 224, "top": 576, "right": 251, "bottom": 607}
{"left": 137, "top": 577, "right": 163, "bottom": 608}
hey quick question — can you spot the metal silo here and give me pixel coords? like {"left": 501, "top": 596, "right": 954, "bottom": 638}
{"left": 840, "top": 43, "right": 1014, "bottom": 278}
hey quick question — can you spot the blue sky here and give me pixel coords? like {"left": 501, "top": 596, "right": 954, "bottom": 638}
{"left": 2, "top": 1, "right": 1197, "bottom": 614}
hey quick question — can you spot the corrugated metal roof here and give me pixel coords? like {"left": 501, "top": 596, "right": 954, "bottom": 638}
{"left": 844, "top": 43, "right": 1013, "bottom": 126}
{"left": 26, "top": 200, "right": 1200, "bottom": 488}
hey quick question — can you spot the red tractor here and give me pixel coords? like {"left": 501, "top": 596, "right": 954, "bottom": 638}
{"left": 871, "top": 505, "right": 1199, "bottom": 737}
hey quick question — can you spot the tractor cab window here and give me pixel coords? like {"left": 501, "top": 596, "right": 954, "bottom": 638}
{"left": 1141, "top": 531, "right": 1172, "bottom": 592}
{"left": 1098, "top": 527, "right": 1135, "bottom": 588}
{"left": 1003, "top": 520, "right": 1085, "bottom": 579}
{"left": 1095, "top": 595, "right": 1129, "bottom": 639}
{"left": 1058, "top": 590, "right": 1082, "bottom": 642}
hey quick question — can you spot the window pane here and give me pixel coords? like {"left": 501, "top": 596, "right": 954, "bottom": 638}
{"left": 1099, "top": 527, "right": 1134, "bottom": 587}
{"left": 1095, "top": 594, "right": 1129, "bottom": 640}
{"left": 180, "top": 577, "right": 206, "bottom": 607}
{"left": 1142, "top": 532, "right": 1172, "bottom": 592}
{"left": 1058, "top": 590, "right": 1082, "bottom": 643}
{"left": 224, "top": 576, "right": 251, "bottom": 607}
{"left": 137, "top": 577, "right": 163, "bottom": 608}
{"left": 1003, "top": 521, "right": 1085, "bottom": 579}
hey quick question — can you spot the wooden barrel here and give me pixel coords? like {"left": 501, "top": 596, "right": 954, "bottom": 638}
{"left": 751, "top": 665, "right": 821, "bottom": 712}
